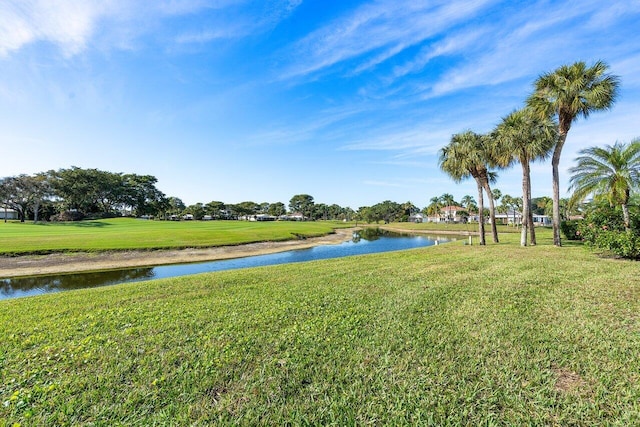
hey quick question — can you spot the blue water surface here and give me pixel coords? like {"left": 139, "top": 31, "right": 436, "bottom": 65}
{"left": 1, "top": 232, "right": 454, "bottom": 300}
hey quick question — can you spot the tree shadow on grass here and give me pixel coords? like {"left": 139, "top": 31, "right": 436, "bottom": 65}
{"left": 34, "top": 221, "right": 111, "bottom": 228}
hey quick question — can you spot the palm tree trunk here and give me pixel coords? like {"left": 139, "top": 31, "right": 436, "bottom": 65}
{"left": 476, "top": 179, "right": 486, "bottom": 245}
{"left": 481, "top": 180, "right": 499, "bottom": 243}
{"left": 529, "top": 208, "right": 536, "bottom": 245}
{"left": 622, "top": 203, "right": 631, "bottom": 231}
{"left": 551, "top": 127, "right": 569, "bottom": 246}
{"left": 520, "top": 162, "right": 529, "bottom": 246}
{"left": 525, "top": 161, "right": 536, "bottom": 245}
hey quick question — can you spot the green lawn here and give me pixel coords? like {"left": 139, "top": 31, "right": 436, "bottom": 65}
{"left": 1, "top": 228, "right": 639, "bottom": 425}
{"left": 0, "top": 218, "right": 352, "bottom": 254}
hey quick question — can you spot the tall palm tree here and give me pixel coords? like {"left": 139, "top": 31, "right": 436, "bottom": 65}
{"left": 439, "top": 131, "right": 498, "bottom": 245}
{"left": 527, "top": 60, "right": 620, "bottom": 246}
{"left": 493, "top": 107, "right": 557, "bottom": 246}
{"left": 568, "top": 139, "right": 640, "bottom": 230}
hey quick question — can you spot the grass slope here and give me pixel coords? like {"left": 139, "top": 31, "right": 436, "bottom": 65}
{"left": 1, "top": 229, "right": 639, "bottom": 425}
{"left": 0, "top": 218, "right": 349, "bottom": 254}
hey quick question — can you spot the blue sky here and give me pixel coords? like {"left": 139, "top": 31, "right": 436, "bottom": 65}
{"left": 1, "top": 0, "right": 639, "bottom": 210}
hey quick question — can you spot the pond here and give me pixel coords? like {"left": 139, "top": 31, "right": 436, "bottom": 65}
{"left": 1, "top": 230, "right": 455, "bottom": 300}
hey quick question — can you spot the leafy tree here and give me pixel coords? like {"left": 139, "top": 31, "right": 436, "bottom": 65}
{"left": 167, "top": 197, "right": 186, "bottom": 218}
{"left": 532, "top": 196, "right": 553, "bottom": 215}
{"left": 184, "top": 203, "right": 205, "bottom": 220}
{"left": 268, "top": 202, "right": 286, "bottom": 217}
{"left": 527, "top": 60, "right": 620, "bottom": 246}
{"left": 235, "top": 201, "right": 259, "bottom": 218}
{"left": 289, "top": 194, "right": 314, "bottom": 220}
{"left": 493, "top": 107, "right": 557, "bottom": 245}
{"left": 568, "top": 139, "right": 640, "bottom": 230}
{"left": 205, "top": 201, "right": 226, "bottom": 219}
{"left": 371, "top": 200, "right": 402, "bottom": 224}
{"left": 122, "top": 174, "right": 166, "bottom": 217}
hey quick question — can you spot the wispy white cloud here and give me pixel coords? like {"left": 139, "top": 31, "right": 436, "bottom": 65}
{"left": 174, "top": 0, "right": 303, "bottom": 45}
{"left": 280, "top": 0, "right": 496, "bottom": 79}
{"left": 0, "top": 0, "right": 303, "bottom": 56}
{"left": 0, "top": 0, "right": 104, "bottom": 57}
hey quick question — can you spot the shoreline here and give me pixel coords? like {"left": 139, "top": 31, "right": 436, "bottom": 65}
{"left": 0, "top": 227, "right": 475, "bottom": 278}
{"left": 0, "top": 228, "right": 358, "bottom": 278}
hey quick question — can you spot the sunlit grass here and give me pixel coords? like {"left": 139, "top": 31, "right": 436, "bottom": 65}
{"left": 0, "top": 218, "right": 352, "bottom": 254}
{"left": 1, "top": 228, "right": 639, "bottom": 424}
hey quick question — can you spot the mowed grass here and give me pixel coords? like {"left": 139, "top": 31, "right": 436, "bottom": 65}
{"left": 2, "top": 228, "right": 639, "bottom": 425}
{"left": 0, "top": 218, "right": 351, "bottom": 254}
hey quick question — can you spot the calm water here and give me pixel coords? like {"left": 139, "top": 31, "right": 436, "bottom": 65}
{"left": 1, "top": 230, "right": 454, "bottom": 300}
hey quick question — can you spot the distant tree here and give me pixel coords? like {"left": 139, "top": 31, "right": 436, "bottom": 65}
{"left": 289, "top": 194, "right": 314, "bottom": 220}
{"left": 48, "top": 167, "right": 124, "bottom": 214}
{"left": 268, "top": 202, "right": 286, "bottom": 217}
{"left": 425, "top": 196, "right": 443, "bottom": 219}
{"left": 258, "top": 202, "right": 270, "bottom": 214}
{"left": 527, "top": 60, "right": 620, "bottom": 246}
{"left": 532, "top": 196, "right": 553, "bottom": 215}
{"left": 184, "top": 203, "right": 205, "bottom": 220}
{"left": 205, "top": 201, "right": 226, "bottom": 219}
{"left": 439, "top": 193, "right": 456, "bottom": 207}
{"left": 369, "top": 200, "right": 402, "bottom": 224}
{"left": 0, "top": 175, "right": 35, "bottom": 222}
{"left": 167, "top": 197, "right": 186, "bottom": 218}
{"left": 122, "top": 174, "right": 166, "bottom": 217}
{"left": 461, "top": 195, "right": 477, "bottom": 214}
{"left": 235, "top": 201, "right": 259, "bottom": 219}
{"left": 491, "top": 189, "right": 502, "bottom": 204}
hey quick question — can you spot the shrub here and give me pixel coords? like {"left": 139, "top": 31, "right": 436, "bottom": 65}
{"left": 50, "top": 211, "right": 85, "bottom": 222}
{"left": 560, "top": 220, "right": 581, "bottom": 240}
{"left": 577, "top": 206, "right": 640, "bottom": 259}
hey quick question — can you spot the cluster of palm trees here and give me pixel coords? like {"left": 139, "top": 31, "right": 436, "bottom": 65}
{"left": 440, "top": 60, "right": 620, "bottom": 246}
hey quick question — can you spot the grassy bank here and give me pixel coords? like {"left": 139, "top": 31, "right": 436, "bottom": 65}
{"left": 1, "top": 228, "right": 639, "bottom": 424}
{"left": 0, "top": 218, "right": 350, "bottom": 255}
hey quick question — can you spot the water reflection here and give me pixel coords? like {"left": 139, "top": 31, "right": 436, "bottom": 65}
{"left": 1, "top": 230, "right": 454, "bottom": 300}
{"left": 1, "top": 268, "right": 155, "bottom": 299}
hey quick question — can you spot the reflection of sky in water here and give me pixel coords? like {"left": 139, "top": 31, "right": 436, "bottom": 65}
{"left": 1, "top": 233, "right": 454, "bottom": 300}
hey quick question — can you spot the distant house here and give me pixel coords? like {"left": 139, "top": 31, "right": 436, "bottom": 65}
{"left": 0, "top": 208, "right": 18, "bottom": 220}
{"left": 493, "top": 210, "right": 522, "bottom": 225}
{"left": 280, "top": 213, "right": 305, "bottom": 221}
{"left": 492, "top": 211, "right": 551, "bottom": 226}
{"left": 426, "top": 206, "right": 468, "bottom": 223}
{"left": 532, "top": 214, "right": 551, "bottom": 226}
{"left": 408, "top": 213, "right": 424, "bottom": 223}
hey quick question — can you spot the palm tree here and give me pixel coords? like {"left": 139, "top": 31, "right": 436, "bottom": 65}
{"left": 439, "top": 131, "right": 499, "bottom": 245}
{"left": 426, "top": 196, "right": 442, "bottom": 220}
{"left": 568, "top": 139, "right": 640, "bottom": 230}
{"left": 440, "top": 193, "right": 456, "bottom": 207}
{"left": 493, "top": 107, "right": 557, "bottom": 246}
{"left": 461, "top": 195, "right": 477, "bottom": 213}
{"left": 527, "top": 60, "right": 620, "bottom": 246}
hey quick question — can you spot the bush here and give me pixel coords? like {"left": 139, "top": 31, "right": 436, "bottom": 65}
{"left": 560, "top": 220, "right": 581, "bottom": 240}
{"left": 50, "top": 211, "right": 85, "bottom": 222}
{"left": 577, "top": 206, "right": 640, "bottom": 259}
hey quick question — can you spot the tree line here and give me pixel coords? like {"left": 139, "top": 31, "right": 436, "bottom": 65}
{"left": 0, "top": 165, "right": 526, "bottom": 226}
